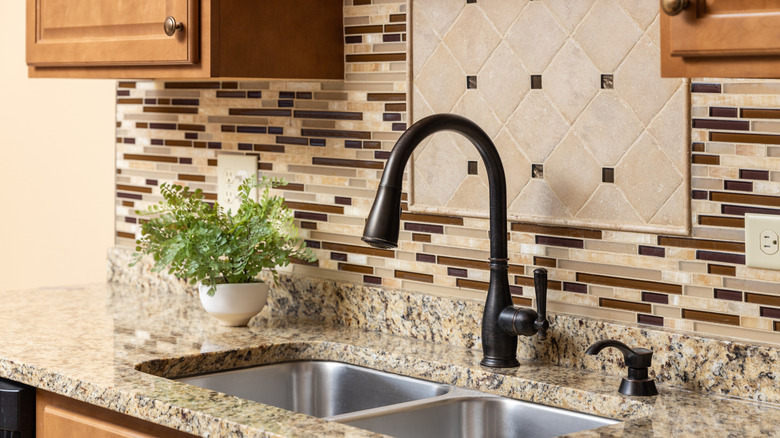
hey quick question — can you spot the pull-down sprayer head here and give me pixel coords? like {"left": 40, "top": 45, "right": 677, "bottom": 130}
{"left": 362, "top": 185, "right": 402, "bottom": 249}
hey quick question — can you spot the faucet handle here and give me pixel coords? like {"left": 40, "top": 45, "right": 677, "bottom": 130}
{"left": 586, "top": 340, "right": 658, "bottom": 396}
{"left": 533, "top": 268, "right": 549, "bottom": 340}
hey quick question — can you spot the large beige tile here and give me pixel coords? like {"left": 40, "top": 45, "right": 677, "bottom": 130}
{"left": 545, "top": 132, "right": 601, "bottom": 213}
{"left": 577, "top": 184, "right": 642, "bottom": 225}
{"left": 442, "top": 6, "right": 502, "bottom": 74}
{"left": 543, "top": 40, "right": 601, "bottom": 123}
{"left": 477, "top": 0, "right": 528, "bottom": 34}
{"left": 574, "top": 91, "right": 644, "bottom": 166}
{"left": 478, "top": 42, "right": 529, "bottom": 122}
{"left": 506, "top": 91, "right": 570, "bottom": 163}
{"left": 414, "top": 44, "right": 466, "bottom": 113}
{"left": 545, "top": 0, "right": 597, "bottom": 33}
{"left": 413, "top": 0, "right": 464, "bottom": 38}
{"left": 574, "top": 0, "right": 643, "bottom": 72}
{"left": 505, "top": 2, "right": 567, "bottom": 72}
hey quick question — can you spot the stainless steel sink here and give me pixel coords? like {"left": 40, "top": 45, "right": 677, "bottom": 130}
{"left": 177, "top": 360, "right": 451, "bottom": 417}
{"left": 341, "top": 395, "right": 619, "bottom": 438}
{"left": 175, "top": 360, "right": 619, "bottom": 437}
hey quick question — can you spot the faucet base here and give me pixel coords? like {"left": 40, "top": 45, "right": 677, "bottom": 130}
{"left": 480, "top": 356, "right": 520, "bottom": 368}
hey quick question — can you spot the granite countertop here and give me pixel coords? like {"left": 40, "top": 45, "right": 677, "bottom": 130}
{"left": 1, "top": 283, "right": 779, "bottom": 437}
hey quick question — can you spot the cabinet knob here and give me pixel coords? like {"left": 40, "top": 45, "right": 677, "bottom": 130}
{"left": 163, "top": 16, "right": 184, "bottom": 36}
{"left": 661, "top": 0, "right": 689, "bottom": 16}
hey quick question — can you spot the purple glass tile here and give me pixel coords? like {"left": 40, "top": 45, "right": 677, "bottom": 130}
{"left": 171, "top": 99, "right": 199, "bottom": 106}
{"left": 509, "top": 285, "right": 523, "bottom": 296}
{"left": 277, "top": 136, "right": 309, "bottom": 145}
{"left": 124, "top": 138, "right": 135, "bottom": 144}
{"left": 404, "top": 223, "right": 444, "bottom": 234}
{"left": 383, "top": 113, "right": 402, "bottom": 121}
{"left": 642, "top": 292, "right": 669, "bottom": 304}
{"left": 696, "top": 250, "right": 745, "bottom": 265}
{"left": 331, "top": 252, "right": 348, "bottom": 261}
{"left": 208, "top": 142, "right": 222, "bottom": 149}
{"left": 692, "top": 190, "right": 708, "bottom": 200}
{"left": 638, "top": 314, "right": 664, "bottom": 326}
{"left": 304, "top": 240, "right": 321, "bottom": 249}
{"left": 760, "top": 307, "right": 780, "bottom": 318}
{"left": 740, "top": 169, "right": 770, "bottom": 180}
{"left": 217, "top": 91, "right": 246, "bottom": 98}
{"left": 722, "top": 205, "right": 780, "bottom": 216}
{"left": 364, "top": 275, "right": 382, "bottom": 285}
{"left": 638, "top": 245, "right": 665, "bottom": 257}
{"left": 269, "top": 127, "right": 284, "bottom": 134}
{"left": 117, "top": 90, "right": 130, "bottom": 96}
{"left": 714, "top": 288, "right": 743, "bottom": 301}
{"left": 448, "top": 267, "right": 468, "bottom": 277}
{"left": 237, "top": 126, "right": 267, "bottom": 134}
{"left": 535, "top": 235, "right": 584, "bottom": 249}
{"left": 345, "top": 140, "right": 363, "bottom": 149}
{"left": 563, "top": 282, "right": 587, "bottom": 293}
{"left": 724, "top": 180, "right": 753, "bottom": 192}
{"left": 310, "top": 138, "right": 326, "bottom": 147}
{"left": 416, "top": 253, "right": 436, "bottom": 263}
{"left": 691, "top": 83, "right": 722, "bottom": 93}
{"left": 145, "top": 179, "right": 158, "bottom": 186}
{"left": 238, "top": 143, "right": 253, "bottom": 151}
{"left": 294, "top": 211, "right": 328, "bottom": 221}
{"left": 144, "top": 98, "right": 157, "bottom": 104}
{"left": 179, "top": 158, "right": 192, "bottom": 164}
{"left": 392, "top": 123, "right": 407, "bottom": 131}
{"left": 710, "top": 107, "right": 738, "bottom": 118}
{"left": 125, "top": 217, "right": 137, "bottom": 224}
{"left": 248, "top": 91, "right": 262, "bottom": 98}
{"left": 296, "top": 92, "right": 312, "bottom": 99}
{"left": 280, "top": 91, "right": 295, "bottom": 99}
{"left": 383, "top": 34, "right": 402, "bottom": 42}
{"left": 118, "top": 192, "right": 143, "bottom": 200}
{"left": 279, "top": 100, "right": 294, "bottom": 108}
{"left": 335, "top": 196, "right": 352, "bottom": 206}
{"left": 222, "top": 125, "right": 236, "bottom": 132}
{"left": 221, "top": 82, "right": 238, "bottom": 89}
{"left": 345, "top": 35, "right": 363, "bottom": 44}
{"left": 692, "top": 119, "right": 749, "bottom": 131}
{"left": 375, "top": 151, "right": 391, "bottom": 160}
{"left": 185, "top": 133, "right": 198, "bottom": 139}
{"left": 151, "top": 139, "right": 164, "bottom": 145}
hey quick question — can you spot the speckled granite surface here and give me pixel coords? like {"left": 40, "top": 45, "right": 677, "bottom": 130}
{"left": 1, "top": 282, "right": 779, "bottom": 437}
{"left": 110, "top": 247, "right": 780, "bottom": 406}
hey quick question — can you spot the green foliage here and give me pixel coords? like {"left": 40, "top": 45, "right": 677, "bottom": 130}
{"left": 131, "top": 176, "right": 316, "bottom": 296}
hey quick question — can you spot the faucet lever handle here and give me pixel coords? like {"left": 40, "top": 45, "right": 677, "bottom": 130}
{"left": 533, "top": 268, "right": 549, "bottom": 340}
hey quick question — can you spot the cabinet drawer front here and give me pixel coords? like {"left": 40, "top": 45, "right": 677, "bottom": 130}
{"left": 669, "top": 0, "right": 780, "bottom": 57}
{"left": 26, "top": 0, "right": 198, "bottom": 66}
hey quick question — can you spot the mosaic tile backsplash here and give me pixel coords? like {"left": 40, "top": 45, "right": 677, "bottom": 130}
{"left": 116, "top": 0, "right": 780, "bottom": 344}
{"left": 411, "top": 0, "right": 690, "bottom": 234}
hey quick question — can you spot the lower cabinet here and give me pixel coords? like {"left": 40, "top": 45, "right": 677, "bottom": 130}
{"left": 36, "top": 390, "right": 197, "bottom": 438}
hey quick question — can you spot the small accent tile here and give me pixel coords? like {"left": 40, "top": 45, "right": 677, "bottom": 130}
{"left": 530, "top": 75, "right": 543, "bottom": 89}
{"left": 466, "top": 75, "right": 477, "bottom": 89}
{"left": 600, "top": 74, "right": 613, "bottom": 89}
{"left": 602, "top": 167, "right": 614, "bottom": 183}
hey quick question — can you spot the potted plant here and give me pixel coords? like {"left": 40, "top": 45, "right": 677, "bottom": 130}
{"left": 132, "top": 176, "right": 316, "bottom": 326}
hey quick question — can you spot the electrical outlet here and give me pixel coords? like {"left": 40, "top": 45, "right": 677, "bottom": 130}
{"left": 217, "top": 154, "right": 258, "bottom": 213}
{"left": 745, "top": 213, "right": 780, "bottom": 270}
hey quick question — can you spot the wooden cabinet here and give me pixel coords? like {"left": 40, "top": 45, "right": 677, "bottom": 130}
{"left": 36, "top": 389, "right": 197, "bottom": 438}
{"left": 26, "top": 0, "right": 344, "bottom": 79}
{"left": 661, "top": 0, "right": 780, "bottom": 78}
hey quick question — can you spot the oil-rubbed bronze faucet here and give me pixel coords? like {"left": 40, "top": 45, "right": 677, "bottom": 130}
{"left": 361, "top": 114, "right": 548, "bottom": 368}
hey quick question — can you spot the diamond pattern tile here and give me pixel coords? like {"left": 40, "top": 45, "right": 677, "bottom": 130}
{"left": 411, "top": 0, "right": 690, "bottom": 234}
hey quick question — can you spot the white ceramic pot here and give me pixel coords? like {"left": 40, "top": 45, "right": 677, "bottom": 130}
{"left": 198, "top": 282, "right": 269, "bottom": 327}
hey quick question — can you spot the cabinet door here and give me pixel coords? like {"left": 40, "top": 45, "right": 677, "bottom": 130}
{"left": 26, "top": 0, "right": 198, "bottom": 67}
{"left": 661, "top": 0, "right": 780, "bottom": 77}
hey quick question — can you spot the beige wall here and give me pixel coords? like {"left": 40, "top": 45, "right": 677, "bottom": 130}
{"left": 0, "top": 1, "right": 115, "bottom": 291}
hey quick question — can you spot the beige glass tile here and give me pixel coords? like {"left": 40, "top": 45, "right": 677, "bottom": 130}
{"left": 695, "top": 322, "right": 780, "bottom": 345}
{"left": 573, "top": 0, "right": 642, "bottom": 72}
{"left": 505, "top": 2, "right": 567, "bottom": 73}
{"left": 559, "top": 259, "right": 662, "bottom": 281}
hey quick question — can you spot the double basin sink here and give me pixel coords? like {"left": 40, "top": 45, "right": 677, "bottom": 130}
{"left": 176, "top": 360, "right": 618, "bottom": 437}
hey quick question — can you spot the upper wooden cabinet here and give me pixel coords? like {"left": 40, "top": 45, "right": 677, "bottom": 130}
{"left": 26, "top": 0, "right": 344, "bottom": 79}
{"left": 661, "top": 0, "right": 780, "bottom": 78}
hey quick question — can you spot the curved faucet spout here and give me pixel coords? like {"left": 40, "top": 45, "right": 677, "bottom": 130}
{"left": 362, "top": 114, "right": 507, "bottom": 260}
{"left": 362, "top": 114, "right": 546, "bottom": 368}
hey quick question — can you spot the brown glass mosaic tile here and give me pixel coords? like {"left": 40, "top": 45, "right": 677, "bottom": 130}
{"left": 708, "top": 264, "right": 736, "bottom": 276}
{"left": 692, "top": 154, "right": 720, "bottom": 165}
{"left": 346, "top": 54, "right": 406, "bottom": 63}
{"left": 230, "top": 108, "right": 292, "bottom": 117}
{"left": 638, "top": 246, "right": 665, "bottom": 257}
{"left": 563, "top": 282, "right": 588, "bottom": 294}
{"left": 724, "top": 180, "right": 753, "bottom": 192}
{"left": 311, "top": 157, "right": 383, "bottom": 169}
{"left": 117, "top": 184, "right": 152, "bottom": 194}
{"left": 741, "top": 108, "right": 780, "bottom": 119}
{"left": 535, "top": 236, "right": 584, "bottom": 249}
{"left": 692, "top": 119, "right": 749, "bottom": 130}
{"left": 761, "top": 307, "right": 780, "bottom": 319}
{"left": 533, "top": 257, "right": 556, "bottom": 268}
{"left": 775, "top": 321, "right": 780, "bottom": 332}
{"left": 401, "top": 213, "right": 464, "bottom": 226}
{"left": 576, "top": 273, "right": 682, "bottom": 294}
{"left": 447, "top": 267, "right": 468, "bottom": 277}
{"left": 117, "top": 98, "right": 143, "bottom": 105}
{"left": 642, "top": 292, "right": 669, "bottom": 304}
{"left": 710, "top": 107, "right": 738, "bottom": 118}
{"left": 691, "top": 142, "right": 705, "bottom": 152}
{"left": 294, "top": 110, "right": 363, "bottom": 120}
{"left": 416, "top": 253, "right": 436, "bottom": 263}
{"left": 658, "top": 236, "right": 744, "bottom": 252}
{"left": 123, "top": 154, "right": 178, "bottom": 164}
{"left": 338, "top": 263, "right": 373, "bottom": 274}
{"left": 302, "top": 129, "right": 372, "bottom": 139}
{"left": 164, "top": 82, "right": 220, "bottom": 89}
{"left": 437, "top": 256, "right": 489, "bottom": 271}
{"left": 710, "top": 191, "right": 780, "bottom": 208}
{"left": 345, "top": 25, "right": 384, "bottom": 34}
{"left": 745, "top": 293, "right": 780, "bottom": 307}
{"left": 395, "top": 270, "right": 434, "bottom": 283}
{"left": 404, "top": 223, "right": 444, "bottom": 234}
{"left": 682, "top": 309, "right": 740, "bottom": 326}
{"left": 721, "top": 205, "right": 780, "bottom": 216}
{"left": 412, "top": 233, "right": 432, "bottom": 243}
{"left": 600, "top": 298, "right": 651, "bottom": 313}
{"left": 691, "top": 83, "right": 721, "bottom": 93}
{"left": 514, "top": 276, "right": 562, "bottom": 291}
{"left": 390, "top": 13, "right": 406, "bottom": 22}
{"left": 321, "top": 242, "right": 394, "bottom": 258}
{"left": 511, "top": 223, "right": 602, "bottom": 239}
{"left": 178, "top": 174, "right": 206, "bottom": 183}
{"left": 143, "top": 107, "right": 198, "bottom": 115}
{"left": 285, "top": 201, "right": 344, "bottom": 215}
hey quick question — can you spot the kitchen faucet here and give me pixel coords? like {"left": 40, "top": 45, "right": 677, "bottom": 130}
{"left": 362, "top": 114, "right": 548, "bottom": 368}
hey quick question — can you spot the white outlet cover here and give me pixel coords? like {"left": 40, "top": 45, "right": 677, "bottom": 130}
{"left": 745, "top": 213, "right": 780, "bottom": 270}
{"left": 217, "top": 154, "right": 258, "bottom": 213}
